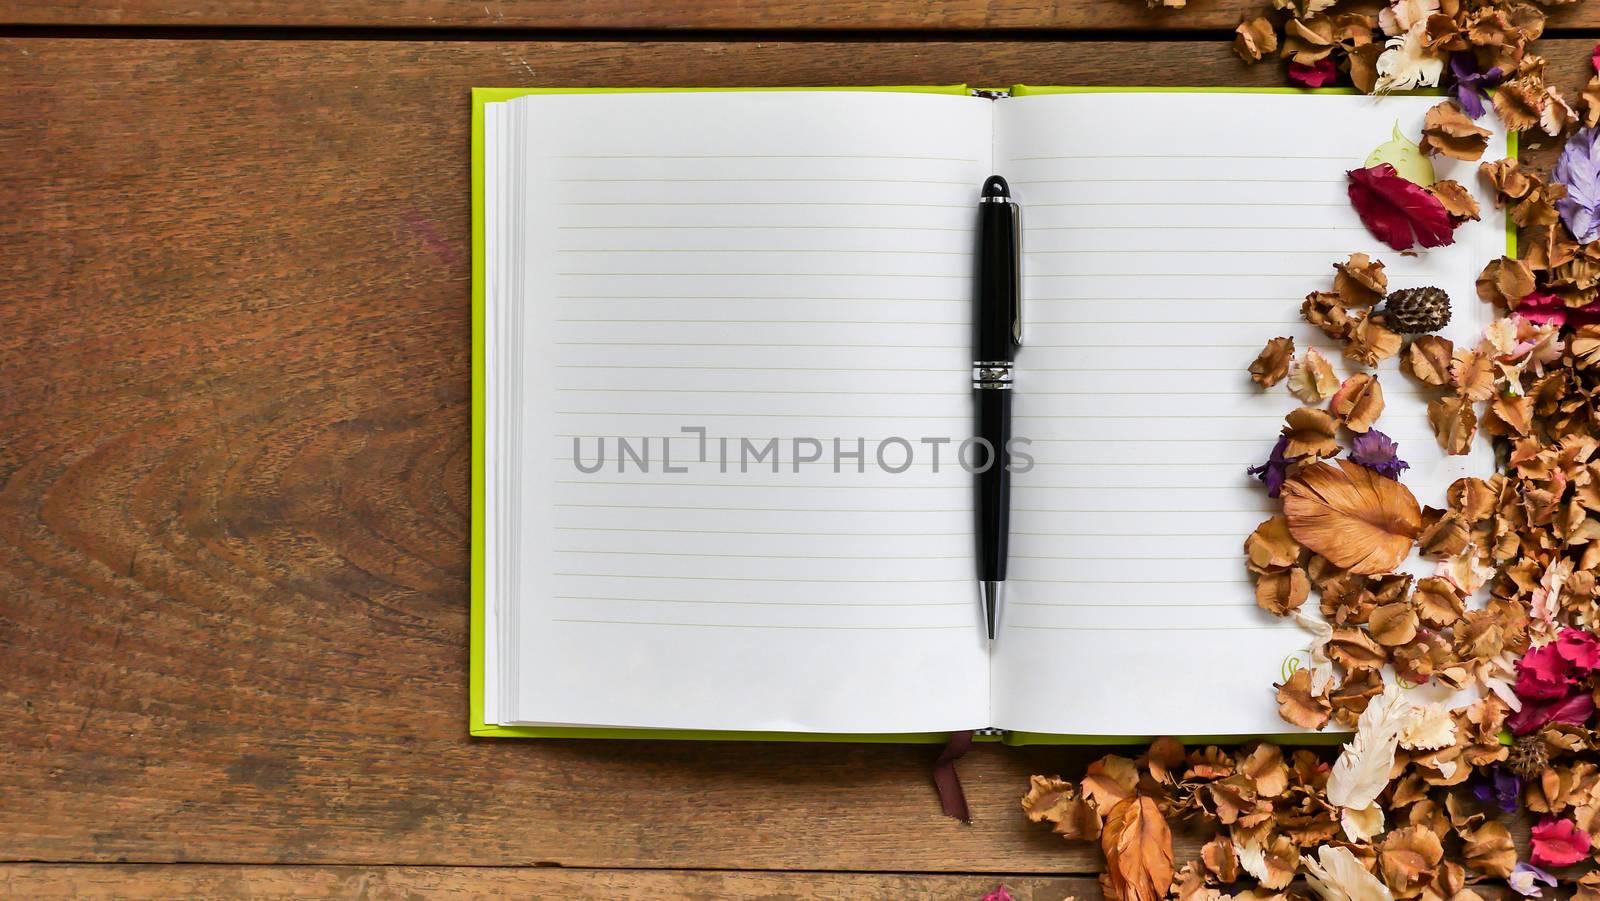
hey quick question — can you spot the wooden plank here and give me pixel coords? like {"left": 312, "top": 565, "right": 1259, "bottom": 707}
{"left": 0, "top": 865, "right": 1095, "bottom": 899}
{"left": 4, "top": 0, "right": 1600, "bottom": 31}
{"left": 0, "top": 36, "right": 1586, "bottom": 872}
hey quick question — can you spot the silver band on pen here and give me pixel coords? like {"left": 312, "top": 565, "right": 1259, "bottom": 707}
{"left": 972, "top": 361, "right": 1014, "bottom": 390}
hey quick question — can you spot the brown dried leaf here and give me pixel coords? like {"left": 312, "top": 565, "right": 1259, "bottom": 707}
{"left": 1402, "top": 335, "right": 1454, "bottom": 387}
{"left": 1328, "top": 627, "right": 1389, "bottom": 672}
{"left": 1449, "top": 349, "right": 1495, "bottom": 401}
{"left": 1369, "top": 600, "right": 1419, "bottom": 646}
{"left": 1484, "top": 394, "right": 1533, "bottom": 438}
{"left": 1276, "top": 668, "right": 1332, "bottom": 730}
{"left": 1288, "top": 346, "right": 1340, "bottom": 403}
{"left": 1379, "top": 825, "right": 1443, "bottom": 897}
{"left": 1334, "top": 253, "right": 1388, "bottom": 308}
{"left": 1282, "top": 407, "right": 1341, "bottom": 459}
{"left": 1249, "top": 336, "right": 1295, "bottom": 388}
{"left": 1201, "top": 834, "right": 1240, "bottom": 883}
{"left": 1584, "top": 74, "right": 1600, "bottom": 129}
{"left": 1082, "top": 756, "right": 1139, "bottom": 812}
{"left": 1476, "top": 256, "right": 1536, "bottom": 308}
{"left": 1414, "top": 576, "right": 1465, "bottom": 628}
{"left": 1330, "top": 372, "right": 1385, "bottom": 433}
{"left": 1281, "top": 460, "right": 1422, "bottom": 574}
{"left": 1022, "top": 775, "right": 1078, "bottom": 823}
{"left": 1100, "top": 795, "right": 1175, "bottom": 901}
{"left": 1428, "top": 394, "right": 1479, "bottom": 455}
{"left": 1234, "top": 16, "right": 1279, "bottom": 63}
{"left": 1245, "top": 516, "right": 1303, "bottom": 574}
{"left": 1419, "top": 100, "right": 1493, "bottom": 160}
{"left": 1256, "top": 567, "right": 1311, "bottom": 617}
{"left": 1345, "top": 311, "right": 1404, "bottom": 368}
{"left": 1428, "top": 179, "right": 1481, "bottom": 224}
{"left": 1460, "top": 821, "right": 1516, "bottom": 878}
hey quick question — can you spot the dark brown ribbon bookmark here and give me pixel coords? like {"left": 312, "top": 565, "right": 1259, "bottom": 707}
{"left": 932, "top": 729, "right": 974, "bottom": 823}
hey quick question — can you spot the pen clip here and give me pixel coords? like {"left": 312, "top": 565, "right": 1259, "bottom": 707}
{"left": 1011, "top": 200, "right": 1023, "bottom": 350}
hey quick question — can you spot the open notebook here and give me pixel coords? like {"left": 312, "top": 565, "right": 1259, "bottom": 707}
{"left": 472, "top": 86, "right": 1510, "bottom": 742}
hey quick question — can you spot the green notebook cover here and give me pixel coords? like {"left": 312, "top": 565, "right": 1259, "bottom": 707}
{"left": 470, "top": 84, "right": 1504, "bottom": 746}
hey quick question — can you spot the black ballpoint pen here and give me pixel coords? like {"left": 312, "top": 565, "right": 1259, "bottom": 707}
{"left": 974, "top": 175, "right": 1021, "bottom": 643}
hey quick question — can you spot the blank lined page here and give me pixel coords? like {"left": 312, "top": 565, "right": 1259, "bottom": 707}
{"left": 492, "top": 91, "right": 993, "bottom": 732}
{"left": 990, "top": 92, "right": 1506, "bottom": 736}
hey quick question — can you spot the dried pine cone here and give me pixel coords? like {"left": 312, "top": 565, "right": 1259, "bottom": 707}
{"left": 1383, "top": 286, "right": 1452, "bottom": 334}
{"left": 1506, "top": 732, "right": 1551, "bottom": 780}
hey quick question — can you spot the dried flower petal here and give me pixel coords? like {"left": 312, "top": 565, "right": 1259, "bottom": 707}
{"left": 1289, "top": 347, "right": 1340, "bottom": 403}
{"left": 1402, "top": 335, "right": 1453, "bottom": 386}
{"left": 1531, "top": 816, "right": 1593, "bottom": 867}
{"left": 1555, "top": 125, "right": 1600, "bottom": 243}
{"left": 1277, "top": 667, "right": 1333, "bottom": 730}
{"left": 1100, "top": 796, "right": 1174, "bottom": 901}
{"left": 1375, "top": 29, "right": 1446, "bottom": 93}
{"left": 1461, "top": 821, "right": 1517, "bottom": 878}
{"left": 1348, "top": 164, "right": 1456, "bottom": 252}
{"left": 1349, "top": 429, "right": 1410, "bottom": 480}
{"left": 1282, "top": 407, "right": 1341, "bottom": 459}
{"left": 1429, "top": 179, "right": 1481, "bottom": 224}
{"left": 1379, "top": 825, "right": 1444, "bottom": 896}
{"left": 1335, "top": 252, "right": 1389, "bottom": 307}
{"left": 1419, "top": 99, "right": 1493, "bottom": 160}
{"left": 1234, "top": 16, "right": 1279, "bottom": 63}
{"left": 1248, "top": 434, "right": 1300, "bottom": 499}
{"left": 1428, "top": 394, "right": 1478, "bottom": 455}
{"left": 1249, "top": 336, "right": 1296, "bottom": 387}
{"left": 1282, "top": 460, "right": 1422, "bottom": 574}
{"left": 1329, "top": 685, "right": 1411, "bottom": 809}
{"left": 1331, "top": 373, "right": 1386, "bottom": 433}
{"left": 1476, "top": 256, "right": 1536, "bottom": 309}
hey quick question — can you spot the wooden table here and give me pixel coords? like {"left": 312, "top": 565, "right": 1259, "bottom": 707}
{"left": 1, "top": 4, "right": 1593, "bottom": 898}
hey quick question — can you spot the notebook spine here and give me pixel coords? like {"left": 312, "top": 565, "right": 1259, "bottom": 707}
{"left": 974, "top": 727, "right": 1006, "bottom": 737}
{"left": 971, "top": 89, "right": 1011, "bottom": 100}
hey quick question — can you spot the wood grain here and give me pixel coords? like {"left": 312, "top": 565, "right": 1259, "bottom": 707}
{"left": 0, "top": 35, "right": 1589, "bottom": 876}
{"left": 0, "top": 865, "right": 1094, "bottom": 899}
{"left": 2, "top": 0, "right": 1599, "bottom": 31}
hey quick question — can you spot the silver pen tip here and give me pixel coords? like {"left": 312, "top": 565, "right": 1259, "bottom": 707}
{"left": 980, "top": 580, "right": 1004, "bottom": 641}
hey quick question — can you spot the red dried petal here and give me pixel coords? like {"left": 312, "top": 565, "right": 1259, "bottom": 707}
{"left": 1347, "top": 164, "right": 1457, "bottom": 252}
{"left": 1532, "top": 818, "right": 1593, "bottom": 868}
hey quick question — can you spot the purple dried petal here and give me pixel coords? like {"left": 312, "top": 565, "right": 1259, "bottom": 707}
{"left": 1448, "top": 52, "right": 1502, "bottom": 120}
{"left": 1347, "top": 429, "right": 1409, "bottom": 479}
{"left": 1510, "top": 862, "right": 1558, "bottom": 897}
{"left": 1555, "top": 126, "right": 1600, "bottom": 244}
{"left": 1247, "top": 434, "right": 1297, "bottom": 498}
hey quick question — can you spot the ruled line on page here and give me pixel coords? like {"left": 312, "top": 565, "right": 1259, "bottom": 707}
{"left": 556, "top": 272, "right": 970, "bottom": 278}
{"left": 1014, "top": 177, "right": 1346, "bottom": 184}
{"left": 554, "top": 503, "right": 971, "bottom": 512}
{"left": 557, "top": 176, "right": 975, "bottom": 185}
{"left": 553, "top": 619, "right": 970, "bottom": 631}
{"left": 556, "top": 364, "right": 965, "bottom": 372}
{"left": 555, "top": 249, "right": 968, "bottom": 256}
{"left": 556, "top": 481, "right": 968, "bottom": 490}
{"left": 560, "top": 201, "right": 971, "bottom": 208}
{"left": 554, "top": 342, "right": 965, "bottom": 349}
{"left": 1009, "top": 625, "right": 1293, "bottom": 632}
{"left": 558, "top": 225, "right": 972, "bottom": 231}
{"left": 555, "top": 549, "right": 969, "bottom": 560}
{"left": 1013, "top": 601, "right": 1259, "bottom": 608}
{"left": 554, "top": 573, "right": 970, "bottom": 583}
{"left": 554, "top": 320, "right": 965, "bottom": 327}
{"left": 557, "top": 595, "right": 971, "bottom": 608}
{"left": 557, "top": 153, "right": 981, "bottom": 161}
{"left": 1008, "top": 153, "right": 1355, "bottom": 161}
{"left": 557, "top": 295, "right": 969, "bottom": 302}
{"left": 557, "top": 526, "right": 972, "bottom": 537}
{"left": 554, "top": 387, "right": 967, "bottom": 395}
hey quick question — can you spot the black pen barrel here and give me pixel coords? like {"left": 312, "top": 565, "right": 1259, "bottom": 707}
{"left": 974, "top": 388, "right": 1011, "bottom": 582}
{"left": 975, "top": 192, "right": 1020, "bottom": 364}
